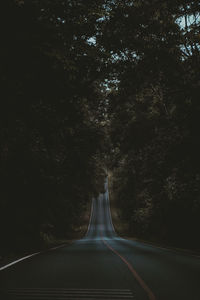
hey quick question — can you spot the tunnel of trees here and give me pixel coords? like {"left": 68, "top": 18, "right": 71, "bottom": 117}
{"left": 0, "top": 0, "right": 200, "bottom": 255}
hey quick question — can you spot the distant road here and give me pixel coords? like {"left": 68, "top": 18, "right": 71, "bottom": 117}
{"left": 1, "top": 179, "right": 200, "bottom": 299}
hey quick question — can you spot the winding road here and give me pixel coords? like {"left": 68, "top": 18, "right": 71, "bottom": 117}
{"left": 0, "top": 179, "right": 200, "bottom": 299}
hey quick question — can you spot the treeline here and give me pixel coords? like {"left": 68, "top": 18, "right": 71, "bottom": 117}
{"left": 1, "top": 0, "right": 200, "bottom": 254}
{"left": 101, "top": 1, "right": 200, "bottom": 249}
{"left": 0, "top": 0, "right": 106, "bottom": 254}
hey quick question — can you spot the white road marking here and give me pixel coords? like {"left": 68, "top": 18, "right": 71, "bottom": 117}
{"left": 6, "top": 288, "right": 134, "bottom": 299}
{"left": 8, "top": 288, "right": 132, "bottom": 291}
{"left": 0, "top": 243, "right": 68, "bottom": 271}
{"left": 0, "top": 252, "right": 40, "bottom": 271}
{"left": 49, "top": 244, "right": 67, "bottom": 251}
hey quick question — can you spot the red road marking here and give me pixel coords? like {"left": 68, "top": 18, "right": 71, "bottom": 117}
{"left": 101, "top": 237, "right": 156, "bottom": 300}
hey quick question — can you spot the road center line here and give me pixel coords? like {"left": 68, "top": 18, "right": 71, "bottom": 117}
{"left": 101, "top": 237, "right": 156, "bottom": 300}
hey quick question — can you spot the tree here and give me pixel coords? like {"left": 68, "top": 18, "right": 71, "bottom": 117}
{"left": 102, "top": 0, "right": 200, "bottom": 248}
{"left": 0, "top": 0, "right": 106, "bottom": 254}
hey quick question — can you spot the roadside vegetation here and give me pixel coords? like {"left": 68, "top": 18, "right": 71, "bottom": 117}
{"left": 0, "top": 0, "right": 106, "bottom": 257}
{"left": 105, "top": 1, "right": 200, "bottom": 250}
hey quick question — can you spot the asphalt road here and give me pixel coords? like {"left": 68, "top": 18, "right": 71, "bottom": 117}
{"left": 0, "top": 179, "right": 200, "bottom": 300}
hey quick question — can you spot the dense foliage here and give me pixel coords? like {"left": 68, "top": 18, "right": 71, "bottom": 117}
{"left": 102, "top": 0, "right": 200, "bottom": 248}
{"left": 0, "top": 0, "right": 106, "bottom": 254}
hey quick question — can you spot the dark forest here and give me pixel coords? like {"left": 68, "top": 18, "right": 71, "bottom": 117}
{"left": 1, "top": 0, "right": 200, "bottom": 258}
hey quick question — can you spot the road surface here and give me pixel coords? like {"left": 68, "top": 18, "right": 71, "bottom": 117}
{"left": 0, "top": 179, "right": 200, "bottom": 299}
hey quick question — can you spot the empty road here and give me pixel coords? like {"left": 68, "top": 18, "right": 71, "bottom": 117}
{"left": 0, "top": 179, "right": 200, "bottom": 299}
